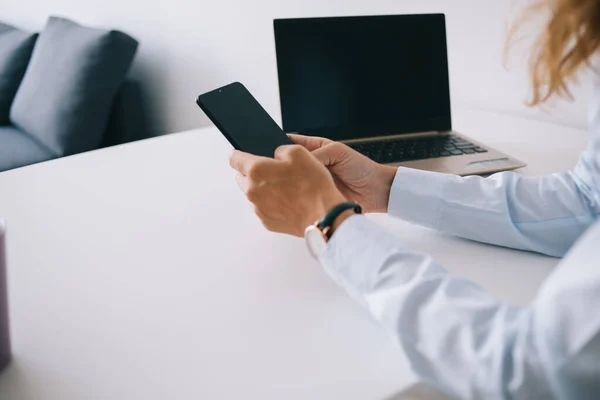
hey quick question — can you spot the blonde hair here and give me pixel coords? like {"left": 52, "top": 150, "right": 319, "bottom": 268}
{"left": 508, "top": 0, "right": 600, "bottom": 106}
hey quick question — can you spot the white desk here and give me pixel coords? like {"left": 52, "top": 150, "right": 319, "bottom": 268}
{"left": 0, "top": 109, "right": 588, "bottom": 399}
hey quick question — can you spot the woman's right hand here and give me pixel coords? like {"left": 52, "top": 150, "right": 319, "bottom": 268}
{"left": 288, "top": 134, "right": 397, "bottom": 213}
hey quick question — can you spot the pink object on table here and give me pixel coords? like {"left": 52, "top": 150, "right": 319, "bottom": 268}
{"left": 0, "top": 221, "right": 10, "bottom": 371}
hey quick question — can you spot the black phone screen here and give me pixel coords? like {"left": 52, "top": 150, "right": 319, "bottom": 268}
{"left": 197, "top": 82, "right": 293, "bottom": 158}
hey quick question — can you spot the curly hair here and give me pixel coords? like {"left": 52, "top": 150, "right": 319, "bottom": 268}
{"left": 509, "top": 0, "right": 600, "bottom": 106}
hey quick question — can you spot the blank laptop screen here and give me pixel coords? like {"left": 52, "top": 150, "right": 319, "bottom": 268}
{"left": 274, "top": 14, "right": 452, "bottom": 141}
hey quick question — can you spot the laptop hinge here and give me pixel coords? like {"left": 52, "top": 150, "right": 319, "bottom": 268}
{"left": 342, "top": 131, "right": 442, "bottom": 144}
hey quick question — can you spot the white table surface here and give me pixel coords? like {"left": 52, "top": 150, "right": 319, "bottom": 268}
{"left": 0, "top": 109, "right": 589, "bottom": 399}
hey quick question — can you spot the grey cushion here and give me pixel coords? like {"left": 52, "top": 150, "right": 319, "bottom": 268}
{"left": 10, "top": 17, "right": 138, "bottom": 157}
{"left": 0, "top": 126, "right": 54, "bottom": 171}
{"left": 0, "top": 23, "right": 38, "bottom": 125}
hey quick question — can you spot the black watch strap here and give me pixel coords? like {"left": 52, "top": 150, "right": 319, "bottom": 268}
{"left": 317, "top": 202, "right": 363, "bottom": 236}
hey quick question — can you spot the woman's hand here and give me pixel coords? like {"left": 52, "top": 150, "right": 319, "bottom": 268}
{"left": 289, "top": 135, "right": 397, "bottom": 213}
{"left": 229, "top": 145, "right": 347, "bottom": 237}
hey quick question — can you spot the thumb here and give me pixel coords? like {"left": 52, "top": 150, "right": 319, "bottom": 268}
{"left": 311, "top": 142, "right": 348, "bottom": 167}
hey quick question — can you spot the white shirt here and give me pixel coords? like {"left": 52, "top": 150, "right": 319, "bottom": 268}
{"left": 320, "top": 82, "right": 600, "bottom": 399}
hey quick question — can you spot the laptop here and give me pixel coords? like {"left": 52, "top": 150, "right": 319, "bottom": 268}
{"left": 273, "top": 14, "right": 526, "bottom": 175}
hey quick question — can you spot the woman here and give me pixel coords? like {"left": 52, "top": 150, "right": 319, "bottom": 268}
{"left": 230, "top": 1, "right": 600, "bottom": 398}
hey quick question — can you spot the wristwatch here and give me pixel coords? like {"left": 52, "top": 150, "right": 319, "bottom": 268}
{"left": 304, "top": 202, "right": 363, "bottom": 259}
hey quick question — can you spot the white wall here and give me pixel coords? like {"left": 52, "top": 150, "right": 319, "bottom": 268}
{"left": 0, "top": 0, "right": 591, "bottom": 135}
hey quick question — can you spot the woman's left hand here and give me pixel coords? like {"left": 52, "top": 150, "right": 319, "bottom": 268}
{"left": 229, "top": 145, "right": 347, "bottom": 237}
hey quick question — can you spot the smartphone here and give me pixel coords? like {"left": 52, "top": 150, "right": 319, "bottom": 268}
{"left": 196, "top": 82, "right": 293, "bottom": 157}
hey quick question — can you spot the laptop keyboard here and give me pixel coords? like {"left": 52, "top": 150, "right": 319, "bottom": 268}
{"left": 347, "top": 134, "right": 488, "bottom": 164}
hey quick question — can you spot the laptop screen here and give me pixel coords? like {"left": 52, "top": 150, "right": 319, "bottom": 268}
{"left": 274, "top": 14, "right": 452, "bottom": 141}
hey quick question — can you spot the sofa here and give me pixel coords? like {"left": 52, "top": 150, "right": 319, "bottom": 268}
{"left": 0, "top": 17, "right": 149, "bottom": 172}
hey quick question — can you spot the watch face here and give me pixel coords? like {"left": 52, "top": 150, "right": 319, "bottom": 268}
{"left": 304, "top": 225, "right": 327, "bottom": 259}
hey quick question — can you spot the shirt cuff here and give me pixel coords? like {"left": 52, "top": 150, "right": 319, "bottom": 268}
{"left": 319, "top": 214, "right": 411, "bottom": 306}
{"left": 387, "top": 167, "right": 452, "bottom": 229}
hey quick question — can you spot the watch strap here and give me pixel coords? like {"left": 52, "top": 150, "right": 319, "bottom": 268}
{"left": 317, "top": 202, "right": 362, "bottom": 235}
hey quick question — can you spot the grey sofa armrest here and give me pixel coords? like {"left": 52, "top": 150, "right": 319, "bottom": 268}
{"left": 101, "top": 80, "right": 151, "bottom": 148}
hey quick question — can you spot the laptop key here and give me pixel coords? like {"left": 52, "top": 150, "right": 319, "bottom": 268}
{"left": 449, "top": 149, "right": 463, "bottom": 156}
{"left": 455, "top": 143, "right": 476, "bottom": 149}
{"left": 462, "top": 149, "right": 476, "bottom": 154}
{"left": 474, "top": 147, "right": 488, "bottom": 153}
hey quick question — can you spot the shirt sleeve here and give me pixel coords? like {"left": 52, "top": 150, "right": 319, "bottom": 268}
{"left": 320, "top": 214, "right": 600, "bottom": 400}
{"left": 388, "top": 140, "right": 600, "bottom": 258}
